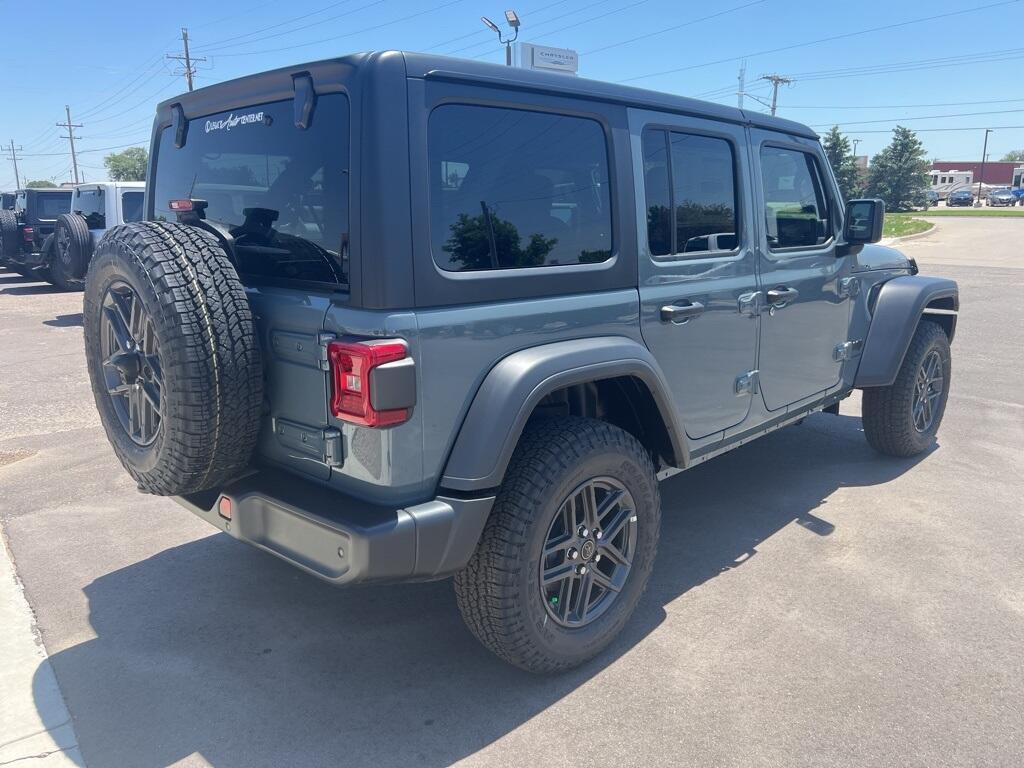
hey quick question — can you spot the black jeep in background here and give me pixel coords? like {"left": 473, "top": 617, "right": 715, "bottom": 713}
{"left": 0, "top": 188, "right": 72, "bottom": 280}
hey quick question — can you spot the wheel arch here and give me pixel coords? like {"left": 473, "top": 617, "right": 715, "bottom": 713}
{"left": 439, "top": 337, "right": 687, "bottom": 493}
{"left": 855, "top": 275, "right": 959, "bottom": 389}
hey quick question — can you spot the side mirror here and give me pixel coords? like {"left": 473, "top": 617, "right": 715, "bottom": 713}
{"left": 843, "top": 198, "right": 885, "bottom": 244}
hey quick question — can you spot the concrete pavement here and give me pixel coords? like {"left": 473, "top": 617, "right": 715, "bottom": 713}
{"left": 0, "top": 216, "right": 1021, "bottom": 767}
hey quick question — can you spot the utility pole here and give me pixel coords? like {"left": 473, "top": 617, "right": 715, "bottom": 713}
{"left": 760, "top": 74, "right": 793, "bottom": 116}
{"left": 852, "top": 138, "right": 861, "bottom": 157}
{"left": 167, "top": 27, "right": 206, "bottom": 91}
{"left": 5, "top": 140, "right": 23, "bottom": 189}
{"left": 56, "top": 106, "right": 82, "bottom": 185}
{"left": 737, "top": 60, "right": 747, "bottom": 109}
{"left": 977, "top": 128, "right": 992, "bottom": 206}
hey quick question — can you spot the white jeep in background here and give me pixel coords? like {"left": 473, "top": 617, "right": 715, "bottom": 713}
{"left": 50, "top": 181, "right": 145, "bottom": 289}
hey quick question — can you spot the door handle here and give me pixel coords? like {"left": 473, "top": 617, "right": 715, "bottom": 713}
{"left": 765, "top": 286, "right": 799, "bottom": 306}
{"left": 660, "top": 301, "right": 705, "bottom": 324}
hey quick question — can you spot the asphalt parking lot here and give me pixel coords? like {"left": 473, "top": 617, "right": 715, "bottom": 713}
{"left": 1, "top": 216, "right": 1022, "bottom": 767}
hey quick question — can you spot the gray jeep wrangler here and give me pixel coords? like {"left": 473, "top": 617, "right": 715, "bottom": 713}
{"left": 83, "top": 51, "right": 958, "bottom": 673}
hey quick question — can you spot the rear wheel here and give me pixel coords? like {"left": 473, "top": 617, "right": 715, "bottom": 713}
{"left": 454, "top": 416, "right": 660, "bottom": 673}
{"left": 862, "top": 320, "right": 951, "bottom": 457}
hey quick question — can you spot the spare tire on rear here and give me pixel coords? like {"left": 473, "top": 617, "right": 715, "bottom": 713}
{"left": 83, "top": 221, "right": 263, "bottom": 495}
{"left": 0, "top": 209, "right": 18, "bottom": 261}
{"left": 54, "top": 212, "right": 93, "bottom": 279}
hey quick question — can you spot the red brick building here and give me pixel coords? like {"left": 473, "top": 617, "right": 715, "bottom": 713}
{"left": 930, "top": 161, "right": 1019, "bottom": 186}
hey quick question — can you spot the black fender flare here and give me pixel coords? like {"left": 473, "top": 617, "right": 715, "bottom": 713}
{"left": 854, "top": 275, "right": 959, "bottom": 388}
{"left": 440, "top": 336, "right": 687, "bottom": 493}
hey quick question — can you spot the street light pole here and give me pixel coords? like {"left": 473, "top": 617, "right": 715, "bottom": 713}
{"left": 482, "top": 10, "right": 520, "bottom": 66}
{"left": 977, "top": 128, "right": 992, "bottom": 206}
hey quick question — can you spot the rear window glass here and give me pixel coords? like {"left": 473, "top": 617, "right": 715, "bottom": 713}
{"left": 74, "top": 188, "right": 105, "bottom": 228}
{"left": 152, "top": 94, "right": 350, "bottom": 286}
{"left": 428, "top": 104, "right": 612, "bottom": 272}
{"left": 121, "top": 191, "right": 144, "bottom": 223}
{"left": 33, "top": 192, "right": 72, "bottom": 219}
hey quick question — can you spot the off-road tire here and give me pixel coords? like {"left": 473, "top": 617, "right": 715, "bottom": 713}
{"left": 454, "top": 416, "right": 660, "bottom": 673}
{"left": 43, "top": 235, "right": 77, "bottom": 291}
{"left": 84, "top": 221, "right": 263, "bottom": 495}
{"left": 54, "top": 212, "right": 93, "bottom": 279}
{"left": 862, "top": 320, "right": 951, "bottom": 457}
{"left": 0, "top": 209, "right": 18, "bottom": 261}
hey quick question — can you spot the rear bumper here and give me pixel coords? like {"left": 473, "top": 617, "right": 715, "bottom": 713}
{"left": 174, "top": 468, "right": 494, "bottom": 586}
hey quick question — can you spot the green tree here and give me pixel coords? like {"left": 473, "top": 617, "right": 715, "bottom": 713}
{"left": 442, "top": 211, "right": 557, "bottom": 270}
{"left": 866, "top": 126, "right": 930, "bottom": 212}
{"left": 821, "top": 125, "right": 861, "bottom": 202}
{"left": 25, "top": 179, "right": 57, "bottom": 188}
{"left": 103, "top": 147, "right": 148, "bottom": 181}
{"left": 1001, "top": 149, "right": 1024, "bottom": 162}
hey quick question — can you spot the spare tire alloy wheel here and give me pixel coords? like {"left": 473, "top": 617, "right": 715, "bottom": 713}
{"left": 0, "top": 209, "right": 18, "bottom": 261}
{"left": 54, "top": 212, "right": 93, "bottom": 282}
{"left": 540, "top": 477, "right": 636, "bottom": 628}
{"left": 100, "top": 281, "right": 162, "bottom": 445}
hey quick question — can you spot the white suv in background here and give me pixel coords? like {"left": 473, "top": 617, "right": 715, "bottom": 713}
{"left": 50, "top": 181, "right": 145, "bottom": 289}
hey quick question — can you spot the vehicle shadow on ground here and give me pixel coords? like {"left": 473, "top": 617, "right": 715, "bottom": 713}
{"left": 38, "top": 413, "right": 930, "bottom": 767}
{"left": 0, "top": 274, "right": 37, "bottom": 285}
{"left": 1, "top": 283, "right": 75, "bottom": 296}
{"left": 42, "top": 313, "right": 84, "bottom": 328}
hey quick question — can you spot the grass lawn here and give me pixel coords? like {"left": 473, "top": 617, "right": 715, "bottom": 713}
{"left": 917, "top": 207, "right": 1024, "bottom": 218}
{"left": 883, "top": 214, "right": 933, "bottom": 238}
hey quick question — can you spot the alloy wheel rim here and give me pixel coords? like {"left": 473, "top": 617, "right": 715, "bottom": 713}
{"left": 100, "top": 281, "right": 163, "bottom": 446}
{"left": 56, "top": 224, "right": 71, "bottom": 264}
{"left": 912, "top": 349, "right": 943, "bottom": 433}
{"left": 539, "top": 477, "right": 637, "bottom": 628}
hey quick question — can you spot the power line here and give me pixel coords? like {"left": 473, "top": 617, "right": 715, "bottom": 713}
{"left": 581, "top": 0, "right": 767, "bottom": 55}
{"left": 850, "top": 124, "right": 1024, "bottom": 134}
{"left": 811, "top": 107, "right": 1024, "bottom": 128}
{"left": 618, "top": 0, "right": 1024, "bottom": 83}
{"left": 192, "top": 0, "right": 368, "bottom": 53}
{"left": 208, "top": 0, "right": 464, "bottom": 58}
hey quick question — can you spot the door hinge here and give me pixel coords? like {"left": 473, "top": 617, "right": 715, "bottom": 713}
{"left": 274, "top": 418, "right": 345, "bottom": 468}
{"left": 833, "top": 340, "right": 863, "bottom": 362}
{"left": 839, "top": 276, "right": 860, "bottom": 298}
{"left": 735, "top": 370, "right": 759, "bottom": 396}
{"left": 317, "top": 332, "right": 337, "bottom": 371}
{"left": 738, "top": 291, "right": 760, "bottom": 316}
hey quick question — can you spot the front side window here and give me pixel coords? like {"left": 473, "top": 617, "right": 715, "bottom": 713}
{"left": 760, "top": 146, "right": 832, "bottom": 250}
{"left": 121, "top": 191, "right": 144, "bottom": 223}
{"left": 74, "top": 188, "right": 105, "bottom": 228}
{"left": 428, "top": 104, "right": 612, "bottom": 272}
{"left": 152, "top": 94, "right": 350, "bottom": 286}
{"left": 642, "top": 128, "right": 738, "bottom": 257}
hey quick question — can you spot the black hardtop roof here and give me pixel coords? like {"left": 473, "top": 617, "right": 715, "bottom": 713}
{"left": 157, "top": 50, "right": 818, "bottom": 140}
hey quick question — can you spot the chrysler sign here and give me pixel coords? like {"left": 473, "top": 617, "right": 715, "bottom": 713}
{"left": 518, "top": 43, "right": 579, "bottom": 75}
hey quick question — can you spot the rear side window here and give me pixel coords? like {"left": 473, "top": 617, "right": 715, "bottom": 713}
{"left": 74, "top": 188, "right": 105, "bottom": 228}
{"left": 642, "top": 128, "right": 739, "bottom": 257}
{"left": 121, "top": 191, "right": 144, "bottom": 223}
{"left": 152, "top": 94, "right": 350, "bottom": 286}
{"left": 759, "top": 146, "right": 832, "bottom": 250}
{"left": 428, "top": 104, "right": 612, "bottom": 272}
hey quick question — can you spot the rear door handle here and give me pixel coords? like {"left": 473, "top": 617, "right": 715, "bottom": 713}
{"left": 765, "top": 286, "right": 799, "bottom": 306}
{"left": 660, "top": 301, "right": 705, "bottom": 324}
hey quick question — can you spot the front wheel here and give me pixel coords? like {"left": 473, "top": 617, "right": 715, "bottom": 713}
{"left": 454, "top": 416, "right": 660, "bottom": 673}
{"left": 862, "top": 320, "right": 951, "bottom": 457}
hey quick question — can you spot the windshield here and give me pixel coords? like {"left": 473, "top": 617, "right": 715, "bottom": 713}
{"left": 152, "top": 95, "right": 350, "bottom": 286}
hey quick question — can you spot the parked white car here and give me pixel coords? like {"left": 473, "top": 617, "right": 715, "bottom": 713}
{"left": 50, "top": 181, "right": 145, "bottom": 289}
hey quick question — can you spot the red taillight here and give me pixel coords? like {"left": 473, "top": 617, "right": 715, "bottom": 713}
{"left": 327, "top": 340, "right": 409, "bottom": 427}
{"left": 22, "top": 226, "right": 33, "bottom": 242}
{"left": 168, "top": 199, "right": 194, "bottom": 211}
{"left": 217, "top": 496, "right": 233, "bottom": 520}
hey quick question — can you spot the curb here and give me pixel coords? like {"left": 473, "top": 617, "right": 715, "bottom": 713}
{"left": 881, "top": 220, "right": 938, "bottom": 247}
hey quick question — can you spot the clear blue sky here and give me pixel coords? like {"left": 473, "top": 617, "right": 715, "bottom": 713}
{"left": 2, "top": 0, "right": 1022, "bottom": 186}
